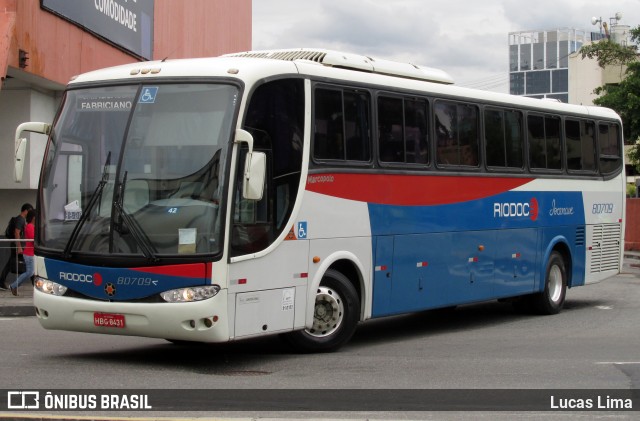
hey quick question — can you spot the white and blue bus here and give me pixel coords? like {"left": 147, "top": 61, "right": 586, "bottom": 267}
{"left": 17, "top": 49, "right": 625, "bottom": 352}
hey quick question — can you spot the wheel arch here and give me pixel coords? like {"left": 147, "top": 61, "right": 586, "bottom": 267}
{"left": 542, "top": 236, "right": 573, "bottom": 289}
{"left": 306, "top": 252, "right": 366, "bottom": 328}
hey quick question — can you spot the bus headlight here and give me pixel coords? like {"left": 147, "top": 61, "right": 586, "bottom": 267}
{"left": 35, "top": 277, "right": 68, "bottom": 296}
{"left": 161, "top": 285, "right": 220, "bottom": 303}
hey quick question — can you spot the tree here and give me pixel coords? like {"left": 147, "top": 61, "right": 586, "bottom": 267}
{"left": 580, "top": 26, "right": 640, "bottom": 170}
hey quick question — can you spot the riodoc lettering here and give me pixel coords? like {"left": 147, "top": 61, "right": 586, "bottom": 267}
{"left": 59, "top": 272, "right": 93, "bottom": 283}
{"left": 493, "top": 198, "right": 538, "bottom": 221}
{"left": 494, "top": 202, "right": 530, "bottom": 217}
{"left": 94, "top": 0, "right": 138, "bottom": 32}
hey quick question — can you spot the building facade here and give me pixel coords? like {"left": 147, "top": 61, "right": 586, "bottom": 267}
{"left": 0, "top": 0, "right": 251, "bottom": 224}
{"left": 508, "top": 28, "right": 603, "bottom": 103}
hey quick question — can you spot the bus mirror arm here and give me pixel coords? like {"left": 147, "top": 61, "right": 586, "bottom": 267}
{"left": 14, "top": 122, "right": 51, "bottom": 183}
{"left": 235, "top": 128, "right": 266, "bottom": 200}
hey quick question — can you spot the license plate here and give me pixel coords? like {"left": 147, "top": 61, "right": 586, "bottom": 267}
{"left": 94, "top": 312, "right": 126, "bottom": 328}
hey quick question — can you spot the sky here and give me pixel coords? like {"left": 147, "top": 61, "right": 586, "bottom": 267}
{"left": 252, "top": 0, "right": 640, "bottom": 93}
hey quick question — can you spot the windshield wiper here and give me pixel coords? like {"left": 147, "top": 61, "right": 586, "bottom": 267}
{"left": 63, "top": 152, "right": 112, "bottom": 258}
{"left": 113, "top": 171, "right": 158, "bottom": 261}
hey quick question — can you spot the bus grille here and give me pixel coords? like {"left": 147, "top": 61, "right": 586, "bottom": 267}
{"left": 225, "top": 50, "right": 327, "bottom": 63}
{"left": 589, "top": 224, "right": 621, "bottom": 273}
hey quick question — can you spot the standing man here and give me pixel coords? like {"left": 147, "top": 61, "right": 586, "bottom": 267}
{"left": 0, "top": 203, "right": 33, "bottom": 290}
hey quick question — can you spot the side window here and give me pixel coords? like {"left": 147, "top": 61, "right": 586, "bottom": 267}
{"left": 528, "top": 115, "right": 545, "bottom": 168}
{"left": 378, "top": 96, "right": 404, "bottom": 163}
{"left": 565, "top": 119, "right": 596, "bottom": 173}
{"left": 599, "top": 123, "right": 622, "bottom": 175}
{"left": 314, "top": 89, "right": 344, "bottom": 160}
{"left": 528, "top": 114, "right": 562, "bottom": 171}
{"left": 546, "top": 116, "right": 562, "bottom": 169}
{"left": 435, "top": 101, "right": 479, "bottom": 167}
{"left": 232, "top": 79, "right": 304, "bottom": 256}
{"left": 405, "top": 98, "right": 430, "bottom": 164}
{"left": 313, "top": 87, "right": 371, "bottom": 162}
{"left": 485, "top": 108, "right": 523, "bottom": 169}
{"left": 378, "top": 96, "right": 429, "bottom": 165}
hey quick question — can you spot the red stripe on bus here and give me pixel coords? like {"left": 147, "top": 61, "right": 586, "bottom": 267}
{"left": 130, "top": 263, "right": 207, "bottom": 278}
{"left": 306, "top": 173, "right": 534, "bottom": 206}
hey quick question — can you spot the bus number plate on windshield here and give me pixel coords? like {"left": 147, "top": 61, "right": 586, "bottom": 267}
{"left": 94, "top": 313, "right": 125, "bottom": 328}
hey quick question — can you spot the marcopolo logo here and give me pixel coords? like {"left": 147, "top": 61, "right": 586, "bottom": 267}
{"left": 493, "top": 198, "right": 539, "bottom": 221}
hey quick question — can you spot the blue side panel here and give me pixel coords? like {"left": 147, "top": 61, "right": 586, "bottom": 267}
{"left": 494, "top": 229, "right": 539, "bottom": 297}
{"left": 369, "top": 191, "right": 586, "bottom": 316}
{"left": 368, "top": 191, "right": 585, "bottom": 235}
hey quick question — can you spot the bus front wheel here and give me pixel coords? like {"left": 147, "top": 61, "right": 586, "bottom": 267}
{"left": 284, "top": 269, "right": 360, "bottom": 353}
{"left": 531, "top": 251, "right": 567, "bottom": 315}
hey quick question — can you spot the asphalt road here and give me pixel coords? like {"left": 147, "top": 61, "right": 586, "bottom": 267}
{"left": 1, "top": 262, "right": 640, "bottom": 420}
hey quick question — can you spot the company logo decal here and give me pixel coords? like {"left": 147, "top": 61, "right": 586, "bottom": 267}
{"left": 493, "top": 198, "right": 538, "bottom": 221}
{"left": 93, "top": 273, "right": 103, "bottom": 286}
{"left": 549, "top": 199, "right": 574, "bottom": 217}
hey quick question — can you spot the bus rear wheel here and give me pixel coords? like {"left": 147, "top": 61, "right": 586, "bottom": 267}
{"left": 284, "top": 269, "right": 360, "bottom": 353}
{"left": 531, "top": 251, "right": 567, "bottom": 315}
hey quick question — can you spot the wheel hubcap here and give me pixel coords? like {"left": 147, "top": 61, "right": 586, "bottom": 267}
{"left": 548, "top": 265, "right": 563, "bottom": 303}
{"left": 307, "top": 286, "right": 344, "bottom": 338}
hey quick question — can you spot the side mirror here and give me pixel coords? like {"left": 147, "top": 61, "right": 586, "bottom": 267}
{"left": 14, "top": 122, "right": 51, "bottom": 183}
{"left": 243, "top": 151, "right": 266, "bottom": 200}
{"left": 234, "top": 128, "right": 266, "bottom": 200}
{"left": 14, "top": 138, "right": 27, "bottom": 183}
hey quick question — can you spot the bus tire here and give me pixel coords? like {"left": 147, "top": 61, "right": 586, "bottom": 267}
{"left": 284, "top": 269, "right": 360, "bottom": 353}
{"left": 531, "top": 251, "right": 567, "bottom": 315}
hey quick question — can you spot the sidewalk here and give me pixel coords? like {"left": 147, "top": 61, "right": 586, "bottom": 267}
{"left": 0, "top": 275, "right": 35, "bottom": 317}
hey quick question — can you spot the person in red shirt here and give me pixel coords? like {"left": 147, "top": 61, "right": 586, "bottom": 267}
{"left": 10, "top": 209, "right": 35, "bottom": 296}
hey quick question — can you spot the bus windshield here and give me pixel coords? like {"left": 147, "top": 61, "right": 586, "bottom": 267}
{"left": 39, "top": 83, "right": 238, "bottom": 259}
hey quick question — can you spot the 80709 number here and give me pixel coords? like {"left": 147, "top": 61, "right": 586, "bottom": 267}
{"left": 592, "top": 203, "right": 614, "bottom": 214}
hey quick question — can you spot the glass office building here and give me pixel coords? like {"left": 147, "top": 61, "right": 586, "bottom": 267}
{"left": 509, "top": 28, "right": 604, "bottom": 102}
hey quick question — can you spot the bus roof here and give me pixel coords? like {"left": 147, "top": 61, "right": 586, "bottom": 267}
{"left": 224, "top": 48, "right": 456, "bottom": 85}
{"left": 68, "top": 49, "right": 620, "bottom": 122}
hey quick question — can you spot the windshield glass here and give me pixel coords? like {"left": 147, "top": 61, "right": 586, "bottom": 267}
{"left": 40, "top": 83, "right": 238, "bottom": 259}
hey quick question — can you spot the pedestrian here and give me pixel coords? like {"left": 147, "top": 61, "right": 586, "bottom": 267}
{"left": 9, "top": 209, "right": 36, "bottom": 296}
{"left": 0, "top": 203, "right": 33, "bottom": 290}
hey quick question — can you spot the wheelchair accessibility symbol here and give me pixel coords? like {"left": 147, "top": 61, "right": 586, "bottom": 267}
{"left": 297, "top": 221, "right": 308, "bottom": 239}
{"left": 139, "top": 87, "right": 158, "bottom": 104}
